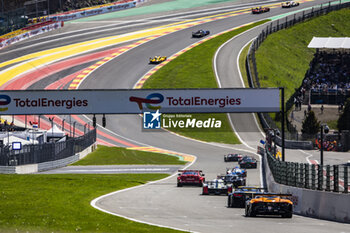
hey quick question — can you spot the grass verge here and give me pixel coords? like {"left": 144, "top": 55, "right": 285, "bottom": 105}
{"left": 72, "top": 145, "right": 186, "bottom": 165}
{"left": 0, "top": 174, "right": 182, "bottom": 233}
{"left": 255, "top": 8, "right": 350, "bottom": 125}
{"left": 143, "top": 20, "right": 269, "bottom": 144}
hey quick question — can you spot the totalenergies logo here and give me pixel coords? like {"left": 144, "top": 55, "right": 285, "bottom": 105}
{"left": 0, "top": 95, "right": 11, "bottom": 112}
{"left": 129, "top": 93, "right": 164, "bottom": 110}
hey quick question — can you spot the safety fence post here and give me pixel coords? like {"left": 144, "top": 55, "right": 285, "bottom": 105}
{"left": 283, "top": 162, "right": 288, "bottom": 185}
{"left": 333, "top": 165, "right": 339, "bottom": 192}
{"left": 311, "top": 164, "right": 316, "bottom": 190}
{"left": 343, "top": 166, "right": 348, "bottom": 193}
{"left": 270, "top": 22, "right": 272, "bottom": 34}
{"left": 317, "top": 165, "right": 323, "bottom": 190}
{"left": 285, "top": 16, "right": 288, "bottom": 28}
{"left": 325, "top": 165, "right": 331, "bottom": 191}
{"left": 295, "top": 162, "right": 300, "bottom": 187}
{"left": 286, "top": 162, "right": 290, "bottom": 185}
{"left": 302, "top": 10, "right": 305, "bottom": 21}
{"left": 305, "top": 163, "right": 310, "bottom": 189}
{"left": 300, "top": 163, "right": 304, "bottom": 188}
{"left": 292, "top": 162, "right": 297, "bottom": 186}
{"left": 275, "top": 161, "right": 280, "bottom": 183}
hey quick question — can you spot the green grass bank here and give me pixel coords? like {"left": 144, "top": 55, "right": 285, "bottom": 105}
{"left": 143, "top": 20, "right": 269, "bottom": 144}
{"left": 72, "top": 145, "right": 186, "bottom": 165}
{"left": 0, "top": 174, "right": 182, "bottom": 233}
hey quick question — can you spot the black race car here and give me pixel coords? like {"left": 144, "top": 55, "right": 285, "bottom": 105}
{"left": 239, "top": 156, "right": 257, "bottom": 169}
{"left": 224, "top": 153, "right": 243, "bottom": 162}
{"left": 245, "top": 193, "right": 293, "bottom": 218}
{"left": 218, "top": 173, "right": 246, "bottom": 188}
{"left": 227, "top": 186, "right": 266, "bottom": 208}
{"left": 192, "top": 30, "right": 210, "bottom": 38}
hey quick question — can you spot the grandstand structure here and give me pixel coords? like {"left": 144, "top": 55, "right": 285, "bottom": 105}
{"left": 304, "top": 37, "right": 350, "bottom": 105}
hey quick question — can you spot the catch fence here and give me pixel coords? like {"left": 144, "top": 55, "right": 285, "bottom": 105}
{"left": 266, "top": 144, "right": 349, "bottom": 193}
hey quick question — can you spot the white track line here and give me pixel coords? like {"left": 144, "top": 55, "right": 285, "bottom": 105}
{"left": 214, "top": 21, "right": 270, "bottom": 186}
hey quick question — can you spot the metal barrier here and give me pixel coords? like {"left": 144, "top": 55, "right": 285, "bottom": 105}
{"left": 266, "top": 144, "right": 350, "bottom": 193}
{"left": 0, "top": 128, "right": 96, "bottom": 166}
{"left": 246, "top": 0, "right": 350, "bottom": 141}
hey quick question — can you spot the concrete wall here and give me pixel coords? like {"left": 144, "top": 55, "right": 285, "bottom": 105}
{"left": 264, "top": 153, "right": 350, "bottom": 223}
{"left": 0, "top": 143, "right": 96, "bottom": 174}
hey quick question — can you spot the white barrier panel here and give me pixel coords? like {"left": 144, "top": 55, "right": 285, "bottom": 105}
{"left": 0, "top": 22, "right": 63, "bottom": 50}
{"left": 49, "top": 1, "right": 137, "bottom": 22}
{"left": 0, "top": 89, "right": 280, "bottom": 115}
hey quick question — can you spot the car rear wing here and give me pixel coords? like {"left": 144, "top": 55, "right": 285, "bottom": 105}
{"left": 204, "top": 180, "right": 227, "bottom": 185}
{"left": 251, "top": 193, "right": 292, "bottom": 197}
{"left": 235, "top": 187, "right": 266, "bottom": 191}
{"left": 178, "top": 170, "right": 202, "bottom": 172}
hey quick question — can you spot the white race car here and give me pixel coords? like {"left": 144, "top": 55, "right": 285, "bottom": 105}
{"left": 282, "top": 1, "right": 300, "bottom": 8}
{"left": 202, "top": 179, "right": 232, "bottom": 195}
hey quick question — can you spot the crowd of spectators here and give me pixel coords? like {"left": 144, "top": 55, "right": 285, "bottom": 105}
{"left": 302, "top": 51, "right": 350, "bottom": 94}
{"left": 62, "top": 0, "right": 115, "bottom": 12}
{"left": 2, "top": 0, "right": 118, "bottom": 13}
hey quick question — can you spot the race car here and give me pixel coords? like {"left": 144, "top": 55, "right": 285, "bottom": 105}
{"left": 192, "top": 30, "right": 210, "bottom": 38}
{"left": 227, "top": 166, "right": 247, "bottom": 177}
{"left": 177, "top": 170, "right": 205, "bottom": 187}
{"left": 202, "top": 178, "right": 233, "bottom": 195}
{"left": 227, "top": 186, "right": 266, "bottom": 208}
{"left": 218, "top": 173, "right": 246, "bottom": 187}
{"left": 239, "top": 156, "right": 257, "bottom": 169}
{"left": 224, "top": 153, "right": 243, "bottom": 162}
{"left": 251, "top": 6, "right": 270, "bottom": 14}
{"left": 149, "top": 56, "right": 167, "bottom": 64}
{"left": 281, "top": 1, "right": 299, "bottom": 8}
{"left": 245, "top": 193, "right": 293, "bottom": 218}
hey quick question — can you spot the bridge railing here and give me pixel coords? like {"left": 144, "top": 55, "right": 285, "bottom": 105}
{"left": 246, "top": 0, "right": 350, "bottom": 142}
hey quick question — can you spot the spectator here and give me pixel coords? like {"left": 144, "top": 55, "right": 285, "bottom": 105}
{"left": 301, "top": 52, "right": 350, "bottom": 102}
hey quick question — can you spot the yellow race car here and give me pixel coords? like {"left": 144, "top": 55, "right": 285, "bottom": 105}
{"left": 149, "top": 56, "right": 167, "bottom": 64}
{"left": 245, "top": 193, "right": 293, "bottom": 218}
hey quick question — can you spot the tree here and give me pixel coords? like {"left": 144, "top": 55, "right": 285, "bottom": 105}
{"left": 301, "top": 110, "right": 320, "bottom": 136}
{"left": 337, "top": 98, "right": 350, "bottom": 131}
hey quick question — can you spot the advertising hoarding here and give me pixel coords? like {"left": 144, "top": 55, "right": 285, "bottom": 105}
{"left": 0, "top": 88, "right": 280, "bottom": 115}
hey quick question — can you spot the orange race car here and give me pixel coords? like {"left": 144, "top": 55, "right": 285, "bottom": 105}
{"left": 245, "top": 193, "right": 293, "bottom": 218}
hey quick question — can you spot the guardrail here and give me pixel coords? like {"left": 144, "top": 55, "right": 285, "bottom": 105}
{"left": 246, "top": 0, "right": 350, "bottom": 143}
{"left": 0, "top": 128, "right": 96, "bottom": 166}
{"left": 265, "top": 143, "right": 349, "bottom": 193}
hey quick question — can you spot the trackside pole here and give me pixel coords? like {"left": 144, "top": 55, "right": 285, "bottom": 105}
{"left": 281, "top": 87, "right": 285, "bottom": 162}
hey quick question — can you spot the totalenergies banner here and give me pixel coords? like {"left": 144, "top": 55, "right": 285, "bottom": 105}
{"left": 0, "top": 89, "right": 280, "bottom": 115}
